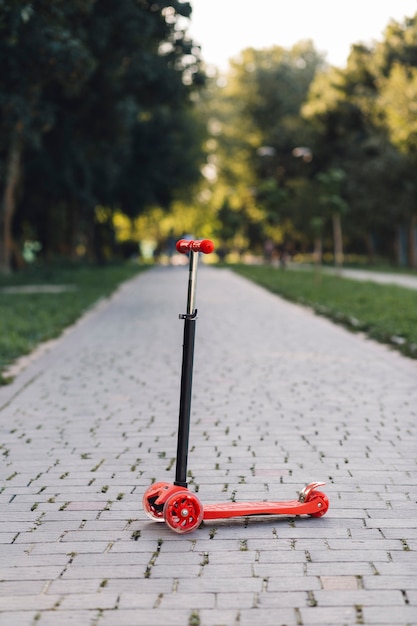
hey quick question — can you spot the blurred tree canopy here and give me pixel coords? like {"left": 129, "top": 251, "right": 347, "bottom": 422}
{"left": 199, "top": 15, "right": 417, "bottom": 267}
{"left": 203, "top": 41, "right": 325, "bottom": 254}
{"left": 0, "top": 0, "right": 206, "bottom": 271}
{"left": 2, "top": 6, "right": 417, "bottom": 270}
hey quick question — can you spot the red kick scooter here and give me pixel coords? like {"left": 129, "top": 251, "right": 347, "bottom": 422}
{"left": 142, "top": 239, "right": 329, "bottom": 533}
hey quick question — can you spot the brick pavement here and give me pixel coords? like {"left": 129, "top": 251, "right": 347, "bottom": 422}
{"left": 0, "top": 265, "right": 416, "bottom": 626}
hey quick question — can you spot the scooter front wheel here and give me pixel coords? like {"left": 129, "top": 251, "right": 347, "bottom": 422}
{"left": 163, "top": 491, "right": 203, "bottom": 534}
{"left": 307, "top": 491, "right": 329, "bottom": 518}
{"left": 142, "top": 482, "right": 171, "bottom": 522}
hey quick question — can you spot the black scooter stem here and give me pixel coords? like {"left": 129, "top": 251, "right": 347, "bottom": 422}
{"left": 174, "top": 312, "right": 197, "bottom": 487}
{"left": 173, "top": 241, "right": 214, "bottom": 487}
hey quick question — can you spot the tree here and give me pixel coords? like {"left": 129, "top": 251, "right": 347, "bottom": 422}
{"left": 367, "top": 14, "right": 417, "bottom": 266}
{"left": 317, "top": 168, "right": 348, "bottom": 267}
{"left": 0, "top": 0, "right": 206, "bottom": 269}
{"left": 0, "top": 0, "right": 96, "bottom": 271}
{"left": 206, "top": 41, "right": 325, "bottom": 253}
{"left": 302, "top": 32, "right": 417, "bottom": 265}
{"left": 376, "top": 56, "right": 417, "bottom": 266}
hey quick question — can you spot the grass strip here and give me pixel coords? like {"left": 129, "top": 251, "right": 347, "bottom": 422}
{"left": 232, "top": 264, "right": 417, "bottom": 359}
{"left": 0, "top": 263, "right": 148, "bottom": 383}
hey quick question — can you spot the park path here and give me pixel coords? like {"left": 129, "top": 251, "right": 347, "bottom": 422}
{"left": 0, "top": 265, "right": 416, "bottom": 626}
{"left": 288, "top": 263, "right": 417, "bottom": 290}
{"left": 319, "top": 266, "right": 417, "bottom": 290}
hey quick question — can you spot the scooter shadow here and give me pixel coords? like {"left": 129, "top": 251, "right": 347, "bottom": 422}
{"left": 140, "top": 513, "right": 326, "bottom": 538}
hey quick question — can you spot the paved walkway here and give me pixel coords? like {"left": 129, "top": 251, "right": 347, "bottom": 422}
{"left": 320, "top": 267, "right": 417, "bottom": 290}
{"left": 0, "top": 266, "right": 416, "bottom": 626}
{"left": 290, "top": 263, "right": 417, "bottom": 291}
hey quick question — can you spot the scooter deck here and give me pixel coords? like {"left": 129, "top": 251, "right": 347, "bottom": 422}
{"left": 202, "top": 497, "right": 324, "bottom": 519}
{"left": 201, "top": 480, "right": 327, "bottom": 519}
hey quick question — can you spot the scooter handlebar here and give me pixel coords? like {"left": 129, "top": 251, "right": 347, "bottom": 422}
{"left": 176, "top": 239, "right": 215, "bottom": 254}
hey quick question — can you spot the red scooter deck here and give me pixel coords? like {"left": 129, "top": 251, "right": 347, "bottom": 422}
{"left": 203, "top": 496, "right": 327, "bottom": 520}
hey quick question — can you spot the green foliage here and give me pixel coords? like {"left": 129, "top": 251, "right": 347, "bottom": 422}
{"left": 0, "top": 0, "right": 206, "bottom": 269}
{"left": 233, "top": 265, "right": 417, "bottom": 359}
{"left": 4, "top": 5, "right": 417, "bottom": 271}
{"left": 379, "top": 63, "right": 417, "bottom": 155}
{"left": 0, "top": 0, "right": 96, "bottom": 133}
{"left": 176, "top": 12, "right": 417, "bottom": 266}
{"left": 190, "top": 12, "right": 417, "bottom": 266}
{"left": 0, "top": 263, "right": 147, "bottom": 381}
{"left": 374, "top": 14, "right": 417, "bottom": 75}
{"left": 206, "top": 42, "right": 324, "bottom": 251}
{"left": 317, "top": 169, "right": 348, "bottom": 214}
{"left": 302, "top": 14, "right": 417, "bottom": 265}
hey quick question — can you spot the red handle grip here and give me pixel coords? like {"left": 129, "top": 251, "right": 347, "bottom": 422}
{"left": 176, "top": 239, "right": 215, "bottom": 254}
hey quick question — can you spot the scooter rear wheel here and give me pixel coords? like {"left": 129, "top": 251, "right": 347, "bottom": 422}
{"left": 142, "top": 482, "right": 171, "bottom": 522}
{"left": 307, "top": 491, "right": 329, "bottom": 518}
{"left": 163, "top": 491, "right": 203, "bottom": 534}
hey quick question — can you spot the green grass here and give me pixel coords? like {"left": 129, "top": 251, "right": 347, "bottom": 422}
{"left": 0, "top": 263, "right": 148, "bottom": 383}
{"left": 232, "top": 264, "right": 417, "bottom": 359}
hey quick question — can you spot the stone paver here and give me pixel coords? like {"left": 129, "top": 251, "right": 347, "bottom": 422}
{"left": 1, "top": 265, "right": 416, "bottom": 626}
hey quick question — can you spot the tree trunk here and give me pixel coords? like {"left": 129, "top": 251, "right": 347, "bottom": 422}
{"left": 365, "top": 231, "right": 376, "bottom": 264}
{"left": 67, "top": 201, "right": 80, "bottom": 260}
{"left": 397, "top": 225, "right": 407, "bottom": 267}
{"left": 0, "top": 123, "right": 23, "bottom": 274}
{"left": 314, "top": 235, "right": 322, "bottom": 266}
{"left": 332, "top": 212, "right": 343, "bottom": 268}
{"left": 408, "top": 215, "right": 417, "bottom": 269}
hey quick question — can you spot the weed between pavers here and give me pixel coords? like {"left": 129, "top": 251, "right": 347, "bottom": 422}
{"left": 307, "top": 590, "right": 318, "bottom": 607}
{"left": 355, "top": 605, "right": 364, "bottom": 624}
{"left": 198, "top": 552, "right": 209, "bottom": 576}
{"left": 401, "top": 538, "right": 410, "bottom": 551}
{"left": 33, "top": 512, "right": 45, "bottom": 529}
{"left": 153, "top": 592, "right": 163, "bottom": 608}
{"left": 165, "top": 457, "right": 175, "bottom": 471}
{"left": 91, "top": 459, "right": 105, "bottom": 472}
{"left": 189, "top": 611, "right": 200, "bottom": 626}
{"left": 144, "top": 538, "right": 163, "bottom": 578}
{"left": 401, "top": 589, "right": 410, "bottom": 605}
{"left": 130, "top": 459, "right": 141, "bottom": 471}
{"left": 239, "top": 539, "right": 248, "bottom": 551}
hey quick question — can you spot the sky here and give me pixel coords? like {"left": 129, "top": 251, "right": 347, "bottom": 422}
{"left": 186, "top": 0, "right": 417, "bottom": 70}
